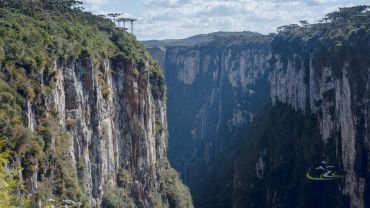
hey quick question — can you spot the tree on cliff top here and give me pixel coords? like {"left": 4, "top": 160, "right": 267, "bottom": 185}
{"left": 0, "top": 0, "right": 83, "bottom": 13}
{"left": 276, "top": 5, "right": 370, "bottom": 35}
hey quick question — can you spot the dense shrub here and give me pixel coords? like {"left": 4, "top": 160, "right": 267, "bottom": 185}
{"left": 117, "top": 169, "right": 132, "bottom": 189}
{"left": 0, "top": 139, "right": 29, "bottom": 208}
{"left": 102, "top": 188, "right": 135, "bottom": 208}
{"left": 156, "top": 160, "right": 194, "bottom": 208}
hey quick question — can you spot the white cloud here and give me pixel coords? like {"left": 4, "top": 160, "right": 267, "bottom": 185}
{"left": 135, "top": 0, "right": 330, "bottom": 40}
{"left": 80, "top": 0, "right": 363, "bottom": 40}
{"left": 83, "top": 0, "right": 108, "bottom": 6}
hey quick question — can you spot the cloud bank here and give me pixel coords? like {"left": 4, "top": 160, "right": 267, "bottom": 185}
{"left": 82, "top": 0, "right": 363, "bottom": 40}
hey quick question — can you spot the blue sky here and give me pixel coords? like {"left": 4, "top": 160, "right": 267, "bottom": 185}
{"left": 82, "top": 0, "right": 370, "bottom": 40}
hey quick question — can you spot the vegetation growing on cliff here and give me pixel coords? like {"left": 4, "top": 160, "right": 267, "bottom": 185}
{"left": 272, "top": 5, "right": 370, "bottom": 77}
{"left": 0, "top": 0, "right": 161, "bottom": 95}
{"left": 0, "top": 0, "right": 169, "bottom": 207}
{"left": 102, "top": 188, "right": 135, "bottom": 208}
{"left": 0, "top": 139, "right": 29, "bottom": 208}
{"left": 0, "top": 80, "right": 35, "bottom": 205}
{"left": 210, "top": 33, "right": 274, "bottom": 50}
{"left": 155, "top": 160, "right": 194, "bottom": 208}
{"left": 0, "top": 76, "right": 88, "bottom": 206}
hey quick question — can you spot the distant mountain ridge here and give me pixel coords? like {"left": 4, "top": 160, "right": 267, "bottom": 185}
{"left": 142, "top": 31, "right": 262, "bottom": 48}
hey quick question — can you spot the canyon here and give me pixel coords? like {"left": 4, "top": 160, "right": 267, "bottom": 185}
{"left": 0, "top": 2, "right": 369, "bottom": 208}
{"left": 145, "top": 7, "right": 370, "bottom": 207}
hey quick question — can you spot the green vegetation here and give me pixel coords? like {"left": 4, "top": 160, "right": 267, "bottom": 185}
{"left": 111, "top": 29, "right": 151, "bottom": 66}
{"left": 210, "top": 33, "right": 274, "bottom": 51}
{"left": 0, "top": 80, "right": 25, "bottom": 139}
{"left": 150, "top": 61, "right": 166, "bottom": 102}
{"left": 50, "top": 118, "right": 88, "bottom": 206}
{"left": 0, "top": 0, "right": 164, "bottom": 101}
{"left": 0, "top": 8, "right": 114, "bottom": 69}
{"left": 155, "top": 160, "right": 194, "bottom": 208}
{"left": 272, "top": 5, "right": 370, "bottom": 77}
{"left": 0, "top": 139, "right": 29, "bottom": 208}
{"left": 0, "top": 12, "right": 89, "bottom": 202}
{"left": 102, "top": 187, "right": 135, "bottom": 208}
{"left": 155, "top": 118, "right": 164, "bottom": 133}
{"left": 116, "top": 169, "right": 132, "bottom": 189}
{"left": 0, "top": 0, "right": 167, "bottom": 206}
{"left": 0, "top": 80, "right": 34, "bottom": 205}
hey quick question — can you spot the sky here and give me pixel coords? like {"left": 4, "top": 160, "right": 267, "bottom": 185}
{"left": 81, "top": 0, "right": 370, "bottom": 40}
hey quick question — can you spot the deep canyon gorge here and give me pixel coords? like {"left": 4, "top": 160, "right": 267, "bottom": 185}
{"left": 144, "top": 7, "right": 370, "bottom": 207}
{"left": 0, "top": 2, "right": 369, "bottom": 208}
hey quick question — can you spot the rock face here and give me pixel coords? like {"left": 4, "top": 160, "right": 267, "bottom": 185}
{"left": 146, "top": 34, "right": 273, "bottom": 204}
{"left": 270, "top": 55, "right": 370, "bottom": 208}
{"left": 19, "top": 53, "right": 192, "bottom": 208}
{"left": 19, "top": 50, "right": 192, "bottom": 208}
{"left": 42, "top": 56, "right": 167, "bottom": 206}
{"left": 147, "top": 29, "right": 370, "bottom": 208}
{"left": 0, "top": 6, "right": 192, "bottom": 208}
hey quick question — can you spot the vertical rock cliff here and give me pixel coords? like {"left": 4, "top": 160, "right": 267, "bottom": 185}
{"left": 0, "top": 6, "right": 192, "bottom": 208}
{"left": 269, "top": 12, "right": 370, "bottom": 206}
{"left": 45, "top": 56, "right": 167, "bottom": 206}
{"left": 146, "top": 6, "right": 370, "bottom": 208}
{"left": 269, "top": 51, "right": 369, "bottom": 208}
{"left": 146, "top": 33, "right": 273, "bottom": 206}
